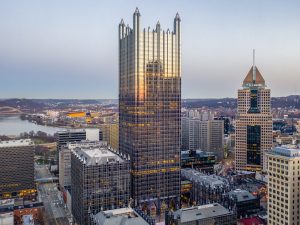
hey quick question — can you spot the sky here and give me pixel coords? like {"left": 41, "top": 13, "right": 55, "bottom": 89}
{"left": 0, "top": 0, "right": 299, "bottom": 99}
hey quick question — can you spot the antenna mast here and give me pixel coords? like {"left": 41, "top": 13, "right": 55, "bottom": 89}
{"left": 253, "top": 49, "right": 256, "bottom": 84}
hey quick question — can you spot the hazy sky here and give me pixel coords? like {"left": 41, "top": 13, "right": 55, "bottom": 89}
{"left": 0, "top": 0, "right": 299, "bottom": 99}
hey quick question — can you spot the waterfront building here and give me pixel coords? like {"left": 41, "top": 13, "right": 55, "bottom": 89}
{"left": 119, "top": 8, "right": 181, "bottom": 215}
{"left": 182, "top": 118, "right": 224, "bottom": 160}
{"left": 165, "top": 203, "right": 236, "bottom": 225}
{"left": 71, "top": 142, "right": 130, "bottom": 225}
{"left": 235, "top": 52, "right": 273, "bottom": 171}
{"left": 0, "top": 139, "right": 36, "bottom": 200}
{"left": 181, "top": 150, "right": 216, "bottom": 174}
{"left": 92, "top": 207, "right": 155, "bottom": 225}
{"left": 266, "top": 146, "right": 300, "bottom": 225}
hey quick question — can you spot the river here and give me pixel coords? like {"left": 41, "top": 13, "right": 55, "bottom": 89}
{"left": 0, "top": 116, "right": 65, "bottom": 136}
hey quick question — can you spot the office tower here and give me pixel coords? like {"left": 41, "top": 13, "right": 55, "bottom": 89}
{"left": 0, "top": 139, "right": 36, "bottom": 199}
{"left": 71, "top": 142, "right": 130, "bottom": 225}
{"left": 58, "top": 141, "right": 102, "bottom": 189}
{"left": 182, "top": 118, "right": 224, "bottom": 160}
{"left": 266, "top": 146, "right": 300, "bottom": 225}
{"left": 99, "top": 124, "right": 110, "bottom": 143}
{"left": 99, "top": 123, "right": 119, "bottom": 150}
{"left": 55, "top": 128, "right": 101, "bottom": 166}
{"left": 235, "top": 52, "right": 272, "bottom": 171}
{"left": 109, "top": 123, "right": 119, "bottom": 150}
{"left": 119, "top": 9, "right": 181, "bottom": 215}
{"left": 165, "top": 203, "right": 236, "bottom": 225}
{"left": 182, "top": 117, "right": 190, "bottom": 150}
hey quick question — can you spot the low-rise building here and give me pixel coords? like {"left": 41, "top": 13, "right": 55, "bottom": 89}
{"left": 92, "top": 207, "right": 154, "bottom": 225}
{"left": 165, "top": 203, "right": 236, "bottom": 225}
{"left": 237, "top": 217, "right": 265, "bottom": 225}
{"left": 228, "top": 189, "right": 260, "bottom": 218}
{"left": 181, "top": 150, "right": 216, "bottom": 174}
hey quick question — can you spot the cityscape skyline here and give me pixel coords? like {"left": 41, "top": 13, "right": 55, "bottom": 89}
{"left": 1, "top": 4, "right": 300, "bottom": 225}
{"left": 1, "top": 0, "right": 300, "bottom": 99}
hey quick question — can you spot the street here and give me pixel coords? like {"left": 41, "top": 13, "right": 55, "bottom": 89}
{"left": 35, "top": 165, "right": 70, "bottom": 225}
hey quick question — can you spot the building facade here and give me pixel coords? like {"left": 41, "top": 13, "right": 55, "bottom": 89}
{"left": 235, "top": 56, "right": 272, "bottom": 171}
{"left": 119, "top": 9, "right": 181, "bottom": 215}
{"left": 181, "top": 150, "right": 216, "bottom": 174}
{"left": 181, "top": 169, "right": 232, "bottom": 207}
{"left": 59, "top": 141, "right": 103, "bottom": 189}
{"left": 0, "top": 140, "right": 36, "bottom": 200}
{"left": 55, "top": 129, "right": 101, "bottom": 166}
{"left": 71, "top": 142, "right": 130, "bottom": 225}
{"left": 182, "top": 118, "right": 224, "bottom": 160}
{"left": 266, "top": 146, "right": 300, "bottom": 225}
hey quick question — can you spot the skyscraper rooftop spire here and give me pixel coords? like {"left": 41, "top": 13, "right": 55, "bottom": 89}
{"left": 134, "top": 7, "right": 140, "bottom": 15}
{"left": 242, "top": 50, "right": 265, "bottom": 87}
{"left": 175, "top": 12, "right": 181, "bottom": 21}
{"left": 253, "top": 49, "right": 256, "bottom": 83}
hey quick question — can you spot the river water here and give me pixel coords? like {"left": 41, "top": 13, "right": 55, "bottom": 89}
{"left": 0, "top": 116, "right": 65, "bottom": 136}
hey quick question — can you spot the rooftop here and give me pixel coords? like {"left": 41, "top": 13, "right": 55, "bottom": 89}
{"left": 228, "top": 189, "right": 257, "bottom": 202}
{"left": 267, "top": 146, "right": 300, "bottom": 158}
{"left": 181, "top": 150, "right": 216, "bottom": 159}
{"left": 170, "top": 203, "right": 232, "bottom": 223}
{"left": 0, "top": 139, "right": 33, "bottom": 147}
{"left": 238, "top": 217, "right": 265, "bottom": 225}
{"left": 243, "top": 66, "right": 265, "bottom": 87}
{"left": 72, "top": 142, "right": 127, "bottom": 166}
{"left": 181, "top": 169, "right": 229, "bottom": 189}
{"left": 92, "top": 207, "right": 150, "bottom": 225}
{"left": 66, "top": 140, "right": 107, "bottom": 149}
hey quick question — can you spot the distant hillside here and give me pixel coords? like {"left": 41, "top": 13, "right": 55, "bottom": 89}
{"left": 183, "top": 95, "right": 300, "bottom": 109}
{"left": 0, "top": 99, "right": 45, "bottom": 113}
{"left": 0, "top": 96, "right": 299, "bottom": 112}
{"left": 182, "top": 98, "right": 236, "bottom": 108}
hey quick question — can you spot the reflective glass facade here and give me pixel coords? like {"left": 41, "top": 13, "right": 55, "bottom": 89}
{"left": 246, "top": 125, "right": 261, "bottom": 165}
{"left": 119, "top": 9, "right": 181, "bottom": 215}
{"left": 248, "top": 89, "right": 260, "bottom": 113}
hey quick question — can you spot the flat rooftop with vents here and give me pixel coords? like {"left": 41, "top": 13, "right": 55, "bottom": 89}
{"left": 71, "top": 142, "right": 126, "bottom": 166}
{"left": 167, "top": 203, "right": 236, "bottom": 224}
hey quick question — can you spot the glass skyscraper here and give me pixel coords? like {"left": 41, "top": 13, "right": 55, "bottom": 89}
{"left": 119, "top": 8, "right": 181, "bottom": 216}
{"left": 235, "top": 52, "right": 273, "bottom": 171}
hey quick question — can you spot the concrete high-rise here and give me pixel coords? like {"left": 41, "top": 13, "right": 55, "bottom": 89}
{"left": 235, "top": 52, "right": 273, "bottom": 171}
{"left": 182, "top": 117, "right": 224, "bottom": 160}
{"left": 119, "top": 8, "right": 181, "bottom": 215}
{"left": 0, "top": 139, "right": 36, "bottom": 199}
{"left": 266, "top": 146, "right": 300, "bottom": 225}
